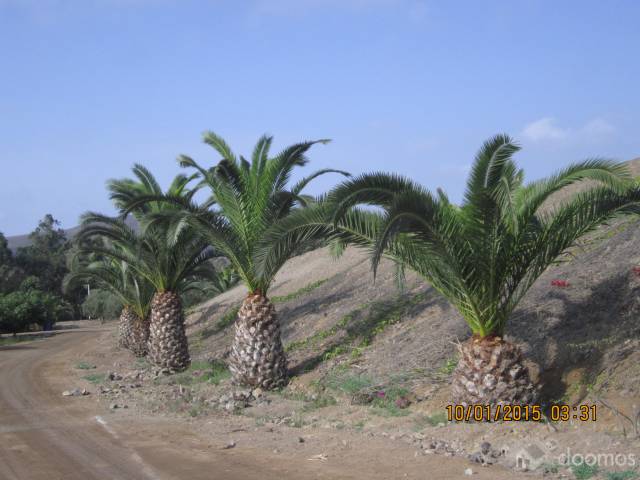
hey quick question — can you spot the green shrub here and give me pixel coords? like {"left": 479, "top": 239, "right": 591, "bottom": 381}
{"left": 83, "top": 373, "right": 106, "bottom": 384}
{"left": 75, "top": 361, "right": 96, "bottom": 370}
{"left": 81, "top": 289, "right": 121, "bottom": 320}
{"left": 168, "top": 360, "right": 231, "bottom": 386}
{"left": 606, "top": 471, "right": 638, "bottom": 480}
{"left": 572, "top": 463, "right": 599, "bottom": 480}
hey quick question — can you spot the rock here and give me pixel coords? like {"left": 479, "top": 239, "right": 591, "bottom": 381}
{"left": 308, "top": 454, "right": 328, "bottom": 461}
{"left": 350, "top": 392, "right": 374, "bottom": 405}
{"left": 110, "top": 403, "right": 119, "bottom": 410}
{"left": 108, "top": 372, "right": 123, "bottom": 381}
{"left": 298, "top": 437, "right": 305, "bottom": 443}
{"left": 62, "top": 388, "right": 89, "bottom": 397}
{"left": 222, "top": 440, "right": 236, "bottom": 450}
{"left": 480, "top": 442, "right": 491, "bottom": 454}
{"left": 252, "top": 387, "right": 263, "bottom": 398}
{"left": 464, "top": 467, "right": 474, "bottom": 475}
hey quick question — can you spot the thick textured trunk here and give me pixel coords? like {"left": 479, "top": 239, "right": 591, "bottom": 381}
{"left": 128, "top": 315, "right": 150, "bottom": 357}
{"left": 451, "top": 336, "right": 537, "bottom": 407}
{"left": 229, "top": 292, "right": 287, "bottom": 389}
{"left": 147, "top": 291, "right": 190, "bottom": 371}
{"left": 117, "top": 306, "right": 136, "bottom": 349}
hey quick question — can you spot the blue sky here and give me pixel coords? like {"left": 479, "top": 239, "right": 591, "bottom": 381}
{"left": 1, "top": 0, "right": 639, "bottom": 235}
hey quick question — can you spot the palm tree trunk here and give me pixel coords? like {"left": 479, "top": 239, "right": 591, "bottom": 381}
{"left": 117, "top": 306, "right": 135, "bottom": 350}
{"left": 451, "top": 335, "right": 537, "bottom": 407}
{"left": 147, "top": 291, "right": 190, "bottom": 371}
{"left": 229, "top": 292, "right": 287, "bottom": 389}
{"left": 128, "top": 315, "right": 150, "bottom": 357}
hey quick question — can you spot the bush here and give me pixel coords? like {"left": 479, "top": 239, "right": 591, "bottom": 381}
{"left": 0, "top": 288, "right": 70, "bottom": 334}
{"left": 81, "top": 289, "right": 122, "bottom": 320}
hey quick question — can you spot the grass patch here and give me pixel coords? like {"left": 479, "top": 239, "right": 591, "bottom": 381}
{"left": 353, "top": 419, "right": 367, "bottom": 431}
{"left": 254, "top": 416, "right": 270, "bottom": 427}
{"left": 135, "top": 357, "right": 150, "bottom": 368}
{"left": 438, "top": 357, "right": 458, "bottom": 375}
{"left": 165, "top": 360, "right": 231, "bottom": 386}
{"left": 309, "top": 291, "right": 431, "bottom": 363}
{"left": 272, "top": 278, "right": 328, "bottom": 303}
{"left": 322, "top": 369, "right": 412, "bottom": 417}
{"left": 370, "top": 385, "right": 410, "bottom": 417}
{"left": 572, "top": 463, "right": 599, "bottom": 480}
{"left": 200, "top": 305, "right": 240, "bottom": 339}
{"left": 75, "top": 361, "right": 97, "bottom": 370}
{"left": 0, "top": 334, "right": 51, "bottom": 347}
{"left": 324, "top": 371, "right": 376, "bottom": 395}
{"left": 606, "top": 472, "right": 638, "bottom": 480}
{"left": 286, "top": 312, "right": 354, "bottom": 353}
{"left": 216, "top": 307, "right": 239, "bottom": 330}
{"left": 278, "top": 387, "right": 337, "bottom": 411}
{"left": 302, "top": 394, "right": 337, "bottom": 411}
{"left": 83, "top": 373, "right": 106, "bottom": 384}
{"left": 413, "top": 412, "right": 448, "bottom": 429}
{"left": 288, "top": 414, "right": 306, "bottom": 428}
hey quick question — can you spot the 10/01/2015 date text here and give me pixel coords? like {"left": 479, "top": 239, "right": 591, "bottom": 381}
{"left": 445, "top": 404, "right": 597, "bottom": 422}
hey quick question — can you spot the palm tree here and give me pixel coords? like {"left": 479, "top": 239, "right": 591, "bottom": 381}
{"left": 76, "top": 214, "right": 217, "bottom": 371}
{"left": 64, "top": 254, "right": 154, "bottom": 356}
{"left": 107, "top": 164, "right": 200, "bottom": 219}
{"left": 124, "top": 132, "right": 349, "bottom": 389}
{"left": 258, "top": 134, "right": 640, "bottom": 406}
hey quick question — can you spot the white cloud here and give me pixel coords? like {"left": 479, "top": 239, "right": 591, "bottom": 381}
{"left": 520, "top": 117, "right": 615, "bottom": 143}
{"left": 582, "top": 117, "right": 615, "bottom": 136}
{"left": 521, "top": 118, "right": 568, "bottom": 142}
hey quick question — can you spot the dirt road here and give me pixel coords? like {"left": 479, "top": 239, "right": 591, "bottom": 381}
{"left": 0, "top": 329, "right": 525, "bottom": 479}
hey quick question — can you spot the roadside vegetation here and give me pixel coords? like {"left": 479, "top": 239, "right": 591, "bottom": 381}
{"left": 261, "top": 134, "right": 640, "bottom": 407}
{"left": 7, "top": 131, "right": 640, "bottom": 421}
{"left": 0, "top": 217, "right": 76, "bottom": 334}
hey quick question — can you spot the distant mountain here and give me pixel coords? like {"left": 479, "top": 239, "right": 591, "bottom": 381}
{"left": 6, "top": 216, "right": 139, "bottom": 252}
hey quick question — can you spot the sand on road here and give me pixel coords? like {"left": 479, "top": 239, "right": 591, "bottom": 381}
{"left": 0, "top": 329, "right": 526, "bottom": 480}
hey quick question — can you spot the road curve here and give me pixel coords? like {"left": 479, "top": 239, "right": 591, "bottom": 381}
{"left": 0, "top": 328, "right": 525, "bottom": 480}
{"left": 0, "top": 330, "right": 277, "bottom": 480}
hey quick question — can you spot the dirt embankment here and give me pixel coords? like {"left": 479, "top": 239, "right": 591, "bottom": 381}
{"left": 64, "top": 213, "right": 640, "bottom": 479}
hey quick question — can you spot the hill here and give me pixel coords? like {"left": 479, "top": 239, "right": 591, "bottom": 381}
{"left": 5, "top": 216, "right": 138, "bottom": 251}
{"left": 72, "top": 158, "right": 640, "bottom": 476}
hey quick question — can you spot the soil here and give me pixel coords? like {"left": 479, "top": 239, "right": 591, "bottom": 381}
{"left": 0, "top": 325, "right": 525, "bottom": 479}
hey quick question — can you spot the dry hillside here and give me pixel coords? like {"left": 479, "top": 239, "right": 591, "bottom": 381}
{"left": 185, "top": 159, "right": 640, "bottom": 405}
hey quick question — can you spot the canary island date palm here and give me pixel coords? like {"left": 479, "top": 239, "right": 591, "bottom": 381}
{"left": 76, "top": 213, "right": 217, "bottom": 371}
{"left": 258, "top": 134, "right": 640, "bottom": 406}
{"left": 64, "top": 255, "right": 154, "bottom": 356}
{"left": 106, "top": 165, "right": 218, "bottom": 368}
{"left": 124, "top": 132, "right": 349, "bottom": 389}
